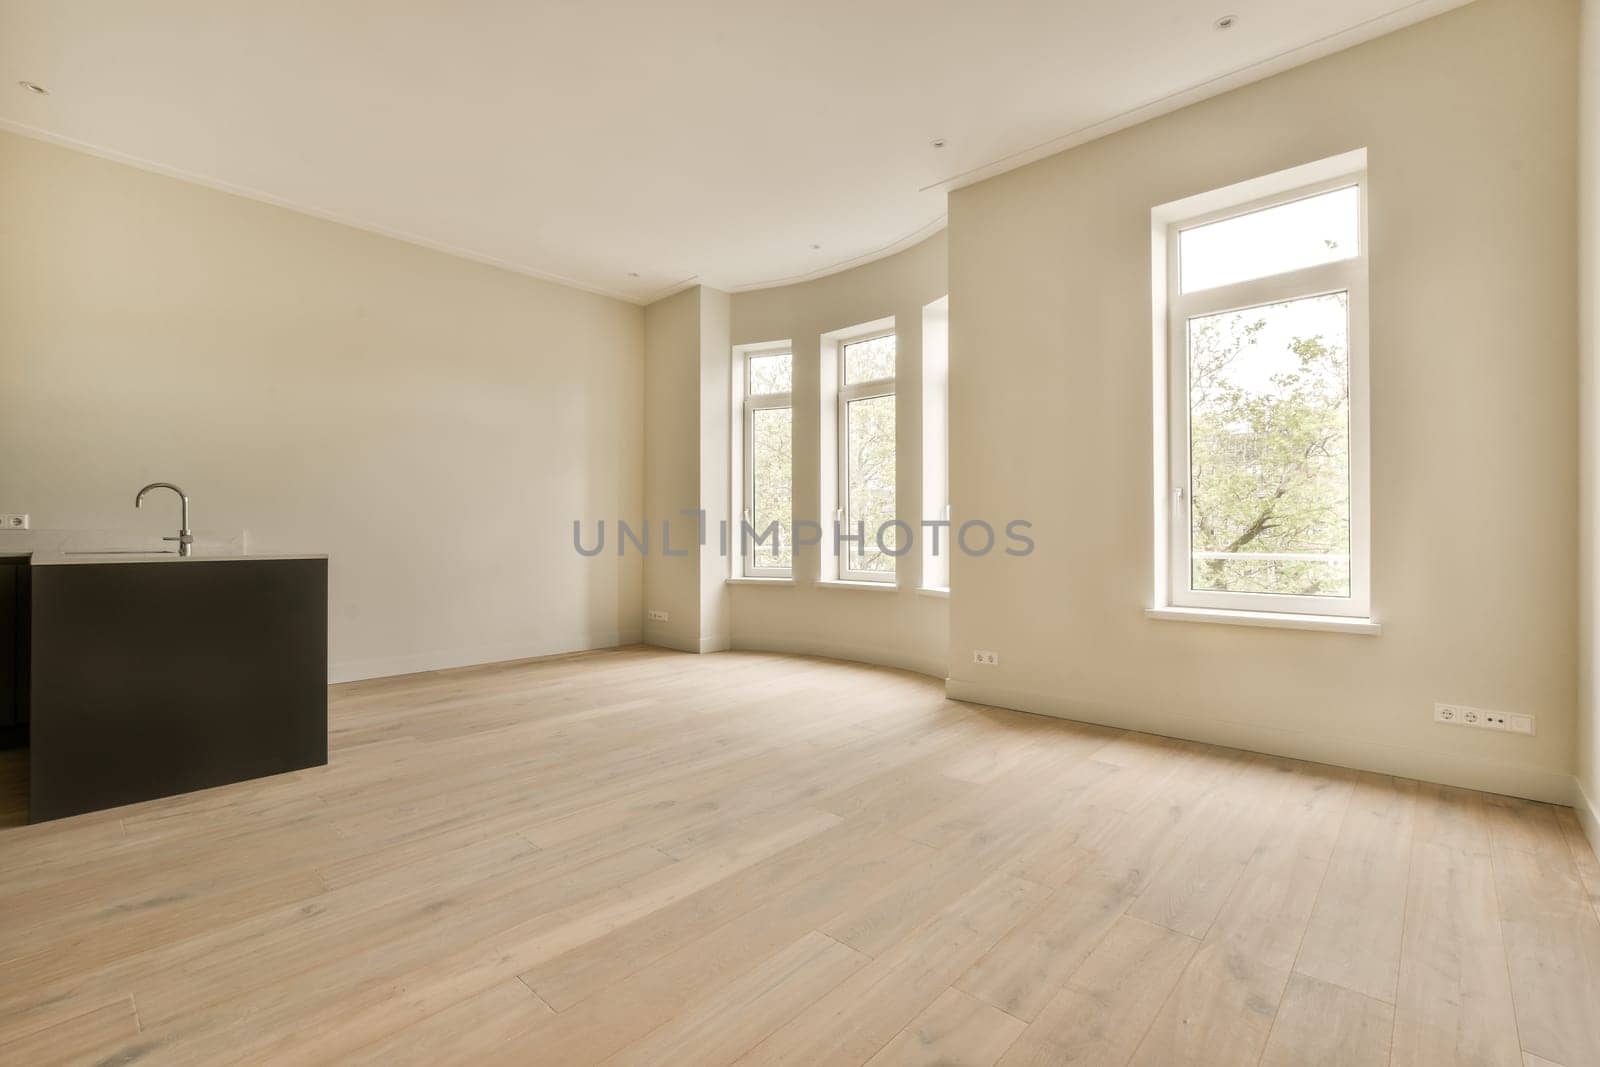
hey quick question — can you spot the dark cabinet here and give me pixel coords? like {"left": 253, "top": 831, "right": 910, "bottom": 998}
{"left": 28, "top": 557, "right": 326, "bottom": 820}
{"left": 0, "top": 556, "right": 28, "bottom": 743}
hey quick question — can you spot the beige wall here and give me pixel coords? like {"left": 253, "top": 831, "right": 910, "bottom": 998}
{"left": 642, "top": 288, "right": 703, "bottom": 651}
{"left": 728, "top": 232, "right": 949, "bottom": 677}
{"left": 641, "top": 284, "right": 731, "bottom": 652}
{"left": 0, "top": 130, "right": 644, "bottom": 682}
{"left": 949, "top": 0, "right": 1580, "bottom": 802}
{"left": 1582, "top": 0, "right": 1600, "bottom": 836}
{"left": 698, "top": 288, "right": 733, "bottom": 653}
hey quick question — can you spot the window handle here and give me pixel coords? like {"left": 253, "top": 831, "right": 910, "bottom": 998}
{"left": 1172, "top": 486, "right": 1186, "bottom": 509}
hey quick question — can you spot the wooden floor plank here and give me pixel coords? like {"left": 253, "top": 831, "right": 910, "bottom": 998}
{"left": 1413, "top": 781, "right": 1493, "bottom": 855}
{"left": 732, "top": 872, "right": 1051, "bottom": 1065}
{"left": 1294, "top": 772, "right": 1416, "bottom": 1002}
{"left": 189, "top": 808, "right": 846, "bottom": 1064}
{"left": 607, "top": 931, "right": 868, "bottom": 1067}
{"left": 1491, "top": 840, "right": 1600, "bottom": 1066}
{"left": 995, "top": 915, "right": 1197, "bottom": 1067}
{"left": 346, "top": 978, "right": 553, "bottom": 1065}
{"left": 1121, "top": 751, "right": 1279, "bottom": 938}
{"left": 1258, "top": 973, "right": 1394, "bottom": 1067}
{"left": 1554, "top": 807, "right": 1600, "bottom": 925}
{"left": 864, "top": 987, "right": 1026, "bottom": 1067}
{"left": 520, "top": 811, "right": 881, "bottom": 1011}
{"left": 1126, "top": 939, "right": 1290, "bottom": 1067}
{"left": 1203, "top": 761, "right": 1351, "bottom": 973}
{"left": 0, "top": 995, "right": 141, "bottom": 1066}
{"left": 954, "top": 863, "right": 1137, "bottom": 1021}
{"left": 1391, "top": 840, "right": 1523, "bottom": 1067}
{"left": 485, "top": 829, "right": 929, "bottom": 1063}
{"left": 0, "top": 647, "right": 1582, "bottom": 1066}
{"left": 1483, "top": 795, "right": 1572, "bottom": 865}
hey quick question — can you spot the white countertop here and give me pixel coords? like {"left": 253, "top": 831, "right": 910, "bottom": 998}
{"left": 24, "top": 551, "right": 327, "bottom": 566}
{"left": 0, "top": 529, "right": 323, "bottom": 566}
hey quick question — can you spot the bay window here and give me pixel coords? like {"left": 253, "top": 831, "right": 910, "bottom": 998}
{"left": 741, "top": 346, "right": 792, "bottom": 577}
{"left": 838, "top": 332, "right": 897, "bottom": 582}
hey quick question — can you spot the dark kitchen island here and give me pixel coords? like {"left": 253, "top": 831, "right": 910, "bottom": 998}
{"left": 22, "top": 551, "right": 327, "bottom": 822}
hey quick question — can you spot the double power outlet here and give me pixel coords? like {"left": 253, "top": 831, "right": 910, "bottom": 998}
{"left": 1434, "top": 702, "right": 1535, "bottom": 736}
{"left": 972, "top": 649, "right": 1000, "bottom": 666}
{"left": 646, "top": 609, "right": 670, "bottom": 623}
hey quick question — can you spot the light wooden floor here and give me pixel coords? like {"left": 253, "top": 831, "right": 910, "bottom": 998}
{"left": 1, "top": 647, "right": 1598, "bottom": 1066}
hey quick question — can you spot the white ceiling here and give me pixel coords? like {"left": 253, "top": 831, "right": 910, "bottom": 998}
{"left": 0, "top": 0, "right": 1467, "bottom": 304}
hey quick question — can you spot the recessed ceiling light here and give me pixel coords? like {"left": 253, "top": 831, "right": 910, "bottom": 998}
{"left": 931, "top": 138, "right": 947, "bottom": 149}
{"left": 1214, "top": 14, "right": 1237, "bottom": 29}
{"left": 18, "top": 81, "right": 49, "bottom": 95}
{"left": 811, "top": 243, "right": 822, "bottom": 250}
{"left": 627, "top": 271, "right": 639, "bottom": 278}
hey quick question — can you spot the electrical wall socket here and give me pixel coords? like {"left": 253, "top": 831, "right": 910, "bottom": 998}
{"left": 972, "top": 649, "right": 1000, "bottom": 666}
{"left": 1434, "top": 702, "right": 1534, "bottom": 736}
{"left": 646, "top": 609, "right": 670, "bottom": 623}
{"left": 0, "top": 514, "right": 28, "bottom": 530}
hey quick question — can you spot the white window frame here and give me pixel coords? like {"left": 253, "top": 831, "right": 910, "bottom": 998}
{"left": 741, "top": 344, "right": 792, "bottom": 579}
{"left": 837, "top": 330, "right": 897, "bottom": 583}
{"left": 1161, "top": 169, "right": 1371, "bottom": 620}
{"left": 921, "top": 296, "right": 951, "bottom": 593}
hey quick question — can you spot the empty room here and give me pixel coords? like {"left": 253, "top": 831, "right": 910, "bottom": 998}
{"left": 3, "top": 0, "right": 1600, "bottom": 1063}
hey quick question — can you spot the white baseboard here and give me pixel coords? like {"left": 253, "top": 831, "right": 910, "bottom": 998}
{"left": 731, "top": 631, "right": 947, "bottom": 680}
{"left": 641, "top": 622, "right": 733, "bottom": 655}
{"left": 643, "top": 631, "right": 699, "bottom": 654}
{"left": 946, "top": 677, "right": 1577, "bottom": 806}
{"left": 645, "top": 634, "right": 737, "bottom": 654}
{"left": 1577, "top": 778, "right": 1600, "bottom": 858}
{"left": 329, "top": 629, "right": 638, "bottom": 683}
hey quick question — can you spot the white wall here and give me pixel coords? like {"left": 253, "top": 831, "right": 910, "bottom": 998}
{"left": 728, "top": 232, "right": 949, "bottom": 677}
{"left": 698, "top": 288, "right": 733, "bottom": 653}
{"left": 641, "top": 284, "right": 731, "bottom": 653}
{"left": 642, "top": 287, "right": 704, "bottom": 652}
{"left": 0, "top": 130, "right": 644, "bottom": 682}
{"left": 1581, "top": 0, "right": 1600, "bottom": 839}
{"left": 949, "top": 0, "right": 1581, "bottom": 803}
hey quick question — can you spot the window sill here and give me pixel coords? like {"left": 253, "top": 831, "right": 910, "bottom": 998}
{"left": 1145, "top": 606, "right": 1380, "bottom": 635}
{"left": 916, "top": 587, "right": 950, "bottom": 599}
{"left": 726, "top": 576, "right": 794, "bottom": 587}
{"left": 816, "top": 579, "right": 897, "bottom": 592}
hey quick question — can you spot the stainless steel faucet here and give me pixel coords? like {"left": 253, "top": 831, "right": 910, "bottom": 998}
{"left": 135, "top": 482, "right": 194, "bottom": 556}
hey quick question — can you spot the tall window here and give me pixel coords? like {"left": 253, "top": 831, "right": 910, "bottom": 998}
{"left": 1161, "top": 169, "right": 1369, "bottom": 619}
{"left": 921, "top": 297, "right": 950, "bottom": 591}
{"left": 743, "top": 347, "right": 792, "bottom": 577}
{"left": 838, "top": 332, "right": 897, "bottom": 582}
